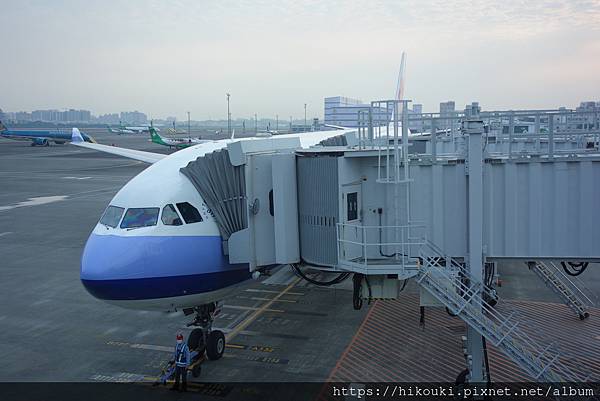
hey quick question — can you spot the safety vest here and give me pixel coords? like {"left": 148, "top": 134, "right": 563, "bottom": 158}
{"left": 175, "top": 343, "right": 188, "bottom": 366}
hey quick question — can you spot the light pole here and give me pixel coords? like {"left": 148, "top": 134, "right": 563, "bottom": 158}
{"left": 187, "top": 111, "right": 190, "bottom": 137}
{"left": 304, "top": 103, "right": 308, "bottom": 132}
{"left": 276, "top": 114, "right": 278, "bottom": 132}
{"left": 254, "top": 113, "right": 258, "bottom": 134}
{"left": 226, "top": 93, "right": 231, "bottom": 137}
{"left": 290, "top": 116, "right": 292, "bottom": 133}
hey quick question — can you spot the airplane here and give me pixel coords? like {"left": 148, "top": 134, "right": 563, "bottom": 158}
{"left": 107, "top": 122, "right": 158, "bottom": 134}
{"left": 167, "top": 121, "right": 189, "bottom": 135}
{"left": 0, "top": 121, "right": 96, "bottom": 146}
{"left": 71, "top": 124, "right": 355, "bottom": 359}
{"left": 149, "top": 127, "right": 208, "bottom": 149}
{"left": 71, "top": 57, "right": 406, "bottom": 361}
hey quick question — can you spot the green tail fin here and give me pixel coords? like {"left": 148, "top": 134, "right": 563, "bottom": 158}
{"left": 149, "top": 127, "right": 165, "bottom": 145}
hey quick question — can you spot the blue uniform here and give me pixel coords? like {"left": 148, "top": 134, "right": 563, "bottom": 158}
{"left": 172, "top": 341, "right": 190, "bottom": 391}
{"left": 173, "top": 342, "right": 191, "bottom": 367}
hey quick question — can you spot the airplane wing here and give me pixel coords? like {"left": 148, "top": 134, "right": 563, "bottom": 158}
{"left": 324, "top": 124, "right": 351, "bottom": 130}
{"left": 71, "top": 128, "right": 166, "bottom": 164}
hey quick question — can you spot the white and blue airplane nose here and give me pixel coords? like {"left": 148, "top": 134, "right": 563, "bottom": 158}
{"left": 80, "top": 233, "right": 251, "bottom": 307}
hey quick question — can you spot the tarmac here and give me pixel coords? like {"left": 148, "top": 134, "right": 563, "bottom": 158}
{"left": 0, "top": 129, "right": 599, "bottom": 392}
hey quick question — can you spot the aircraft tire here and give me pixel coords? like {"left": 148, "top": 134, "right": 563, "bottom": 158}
{"left": 187, "top": 328, "right": 206, "bottom": 354}
{"left": 206, "top": 330, "right": 225, "bottom": 360}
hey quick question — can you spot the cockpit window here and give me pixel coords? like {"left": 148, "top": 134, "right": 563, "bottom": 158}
{"left": 176, "top": 202, "right": 203, "bottom": 224}
{"left": 99, "top": 205, "right": 124, "bottom": 228}
{"left": 120, "top": 208, "right": 159, "bottom": 228}
{"left": 162, "top": 204, "right": 183, "bottom": 226}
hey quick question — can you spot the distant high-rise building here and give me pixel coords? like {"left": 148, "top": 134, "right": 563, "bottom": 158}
{"left": 30, "top": 109, "right": 91, "bottom": 123}
{"left": 96, "top": 113, "right": 120, "bottom": 124}
{"left": 324, "top": 96, "right": 390, "bottom": 128}
{"left": 120, "top": 111, "right": 147, "bottom": 125}
{"left": 408, "top": 103, "right": 424, "bottom": 132}
{"left": 15, "top": 111, "right": 32, "bottom": 121}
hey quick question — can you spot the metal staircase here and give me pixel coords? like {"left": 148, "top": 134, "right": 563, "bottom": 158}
{"left": 528, "top": 261, "right": 594, "bottom": 320}
{"left": 416, "top": 241, "right": 581, "bottom": 382}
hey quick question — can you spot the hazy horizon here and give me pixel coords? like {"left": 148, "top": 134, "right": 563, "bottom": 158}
{"left": 1, "top": 0, "right": 599, "bottom": 120}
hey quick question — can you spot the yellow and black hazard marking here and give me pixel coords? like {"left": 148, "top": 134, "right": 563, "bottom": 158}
{"left": 225, "top": 353, "right": 289, "bottom": 365}
{"left": 151, "top": 381, "right": 234, "bottom": 397}
{"left": 227, "top": 342, "right": 276, "bottom": 353}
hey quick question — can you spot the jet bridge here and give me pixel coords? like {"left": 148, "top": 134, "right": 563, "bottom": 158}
{"left": 181, "top": 101, "right": 600, "bottom": 383}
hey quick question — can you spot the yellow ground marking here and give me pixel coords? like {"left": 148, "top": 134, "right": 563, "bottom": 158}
{"left": 225, "top": 277, "right": 302, "bottom": 342}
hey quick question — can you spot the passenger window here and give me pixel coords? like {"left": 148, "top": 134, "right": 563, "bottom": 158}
{"left": 176, "top": 202, "right": 203, "bottom": 224}
{"left": 161, "top": 204, "right": 183, "bottom": 226}
{"left": 99, "top": 205, "right": 124, "bottom": 228}
{"left": 120, "top": 208, "right": 159, "bottom": 228}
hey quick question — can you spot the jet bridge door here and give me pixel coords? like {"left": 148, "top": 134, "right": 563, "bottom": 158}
{"left": 230, "top": 152, "right": 300, "bottom": 271}
{"left": 340, "top": 183, "right": 363, "bottom": 262}
{"left": 245, "top": 153, "right": 276, "bottom": 269}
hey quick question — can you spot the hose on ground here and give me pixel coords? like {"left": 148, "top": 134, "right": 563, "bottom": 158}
{"left": 561, "top": 261, "right": 589, "bottom": 276}
{"left": 290, "top": 264, "right": 350, "bottom": 286}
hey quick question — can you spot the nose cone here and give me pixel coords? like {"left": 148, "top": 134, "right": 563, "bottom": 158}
{"left": 80, "top": 233, "right": 251, "bottom": 302}
{"left": 80, "top": 233, "right": 147, "bottom": 300}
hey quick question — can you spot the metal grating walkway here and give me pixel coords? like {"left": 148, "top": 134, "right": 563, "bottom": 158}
{"left": 325, "top": 294, "right": 600, "bottom": 383}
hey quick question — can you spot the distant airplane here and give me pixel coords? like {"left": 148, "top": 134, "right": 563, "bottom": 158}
{"left": 107, "top": 122, "right": 158, "bottom": 134}
{"left": 150, "top": 127, "right": 208, "bottom": 149}
{"left": 167, "top": 121, "right": 189, "bottom": 135}
{"left": 0, "top": 121, "right": 95, "bottom": 146}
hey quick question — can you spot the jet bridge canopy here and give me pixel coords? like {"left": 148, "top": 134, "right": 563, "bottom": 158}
{"left": 180, "top": 149, "right": 247, "bottom": 242}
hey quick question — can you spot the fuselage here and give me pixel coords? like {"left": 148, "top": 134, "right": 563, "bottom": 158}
{"left": 0, "top": 129, "right": 95, "bottom": 145}
{"left": 79, "top": 130, "right": 354, "bottom": 312}
{"left": 80, "top": 139, "right": 252, "bottom": 311}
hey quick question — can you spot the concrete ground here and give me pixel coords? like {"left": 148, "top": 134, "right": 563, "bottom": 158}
{"left": 0, "top": 130, "right": 599, "bottom": 392}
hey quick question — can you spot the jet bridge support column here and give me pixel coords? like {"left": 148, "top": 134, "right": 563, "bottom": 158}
{"left": 466, "top": 119, "right": 485, "bottom": 383}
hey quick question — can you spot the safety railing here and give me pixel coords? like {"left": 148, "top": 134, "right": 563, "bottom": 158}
{"left": 336, "top": 223, "right": 426, "bottom": 275}
{"left": 417, "top": 241, "right": 582, "bottom": 382}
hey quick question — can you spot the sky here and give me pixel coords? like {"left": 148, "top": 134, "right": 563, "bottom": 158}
{"left": 1, "top": 0, "right": 599, "bottom": 120}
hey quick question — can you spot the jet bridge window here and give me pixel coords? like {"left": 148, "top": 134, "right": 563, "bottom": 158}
{"left": 99, "top": 205, "right": 124, "bottom": 228}
{"left": 120, "top": 208, "right": 159, "bottom": 229}
{"left": 161, "top": 204, "right": 183, "bottom": 226}
{"left": 346, "top": 192, "right": 358, "bottom": 221}
{"left": 176, "top": 202, "right": 203, "bottom": 224}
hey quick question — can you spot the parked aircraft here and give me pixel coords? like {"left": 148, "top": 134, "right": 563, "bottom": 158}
{"left": 70, "top": 124, "right": 353, "bottom": 359}
{"left": 149, "top": 127, "right": 207, "bottom": 149}
{"left": 107, "top": 122, "right": 158, "bottom": 134}
{"left": 0, "top": 121, "right": 95, "bottom": 146}
{"left": 69, "top": 55, "right": 406, "bottom": 361}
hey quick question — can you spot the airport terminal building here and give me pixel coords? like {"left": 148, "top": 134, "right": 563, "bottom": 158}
{"left": 324, "top": 96, "right": 424, "bottom": 130}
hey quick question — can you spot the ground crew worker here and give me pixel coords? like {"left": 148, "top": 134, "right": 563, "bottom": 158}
{"left": 171, "top": 332, "right": 190, "bottom": 392}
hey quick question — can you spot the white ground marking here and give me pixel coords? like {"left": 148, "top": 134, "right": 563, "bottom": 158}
{"left": 0, "top": 195, "right": 69, "bottom": 211}
{"left": 134, "top": 330, "right": 151, "bottom": 338}
{"left": 61, "top": 176, "right": 92, "bottom": 180}
{"left": 0, "top": 232, "right": 13, "bottom": 237}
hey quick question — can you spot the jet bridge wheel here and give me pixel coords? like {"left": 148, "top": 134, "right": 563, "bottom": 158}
{"left": 206, "top": 330, "right": 225, "bottom": 360}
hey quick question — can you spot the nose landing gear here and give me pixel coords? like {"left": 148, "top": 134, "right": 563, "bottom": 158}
{"left": 185, "top": 302, "right": 226, "bottom": 362}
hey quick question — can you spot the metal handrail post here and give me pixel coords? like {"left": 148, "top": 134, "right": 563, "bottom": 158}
{"left": 548, "top": 116, "right": 554, "bottom": 158}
